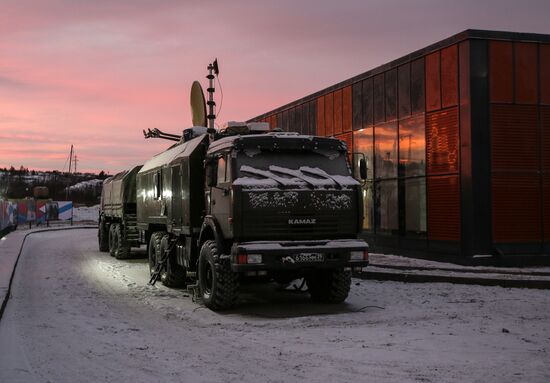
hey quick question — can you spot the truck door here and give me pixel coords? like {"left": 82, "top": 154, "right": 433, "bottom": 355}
{"left": 171, "top": 164, "right": 183, "bottom": 228}
{"left": 210, "top": 153, "right": 232, "bottom": 237}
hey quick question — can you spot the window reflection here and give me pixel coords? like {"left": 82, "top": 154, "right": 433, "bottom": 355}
{"left": 375, "top": 180, "right": 398, "bottom": 232}
{"left": 352, "top": 66, "right": 428, "bottom": 239}
{"left": 399, "top": 115, "right": 426, "bottom": 177}
{"left": 404, "top": 177, "right": 427, "bottom": 233}
{"left": 374, "top": 121, "right": 398, "bottom": 179}
{"left": 362, "top": 181, "right": 374, "bottom": 230}
{"left": 353, "top": 128, "right": 374, "bottom": 180}
{"left": 217, "top": 156, "right": 226, "bottom": 184}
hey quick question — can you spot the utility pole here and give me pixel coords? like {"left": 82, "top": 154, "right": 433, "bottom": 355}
{"left": 68, "top": 145, "right": 73, "bottom": 174}
{"left": 66, "top": 145, "right": 73, "bottom": 200}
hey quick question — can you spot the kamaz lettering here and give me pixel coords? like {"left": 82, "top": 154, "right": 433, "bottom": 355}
{"left": 288, "top": 218, "right": 316, "bottom": 225}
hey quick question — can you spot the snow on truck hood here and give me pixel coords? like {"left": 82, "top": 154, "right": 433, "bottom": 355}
{"left": 234, "top": 165, "right": 359, "bottom": 190}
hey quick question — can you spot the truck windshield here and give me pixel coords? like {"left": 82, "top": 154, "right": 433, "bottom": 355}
{"left": 232, "top": 149, "right": 358, "bottom": 189}
{"left": 235, "top": 150, "right": 349, "bottom": 176}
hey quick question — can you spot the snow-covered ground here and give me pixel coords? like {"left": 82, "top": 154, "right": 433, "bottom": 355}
{"left": 0, "top": 229, "right": 549, "bottom": 382}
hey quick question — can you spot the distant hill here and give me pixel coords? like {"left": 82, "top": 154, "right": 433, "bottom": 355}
{"left": 0, "top": 166, "right": 110, "bottom": 205}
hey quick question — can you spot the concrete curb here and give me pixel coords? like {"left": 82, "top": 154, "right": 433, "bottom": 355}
{"left": 367, "top": 262, "right": 550, "bottom": 277}
{"left": 356, "top": 269, "right": 550, "bottom": 289}
{"left": 0, "top": 226, "right": 96, "bottom": 321}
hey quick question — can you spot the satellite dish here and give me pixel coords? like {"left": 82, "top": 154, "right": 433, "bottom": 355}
{"left": 190, "top": 81, "right": 207, "bottom": 127}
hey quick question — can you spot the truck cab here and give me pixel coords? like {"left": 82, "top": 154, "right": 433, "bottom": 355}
{"left": 197, "top": 128, "right": 369, "bottom": 309}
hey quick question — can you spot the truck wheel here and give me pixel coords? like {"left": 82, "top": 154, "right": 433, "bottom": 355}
{"left": 198, "top": 240, "right": 239, "bottom": 310}
{"left": 98, "top": 219, "right": 109, "bottom": 252}
{"left": 306, "top": 269, "right": 352, "bottom": 303}
{"left": 108, "top": 224, "right": 117, "bottom": 257}
{"left": 114, "top": 224, "right": 131, "bottom": 260}
{"left": 148, "top": 232, "right": 164, "bottom": 276}
{"left": 159, "top": 235, "right": 186, "bottom": 288}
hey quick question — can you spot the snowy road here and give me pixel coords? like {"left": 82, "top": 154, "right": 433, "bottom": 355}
{"left": 0, "top": 229, "right": 549, "bottom": 383}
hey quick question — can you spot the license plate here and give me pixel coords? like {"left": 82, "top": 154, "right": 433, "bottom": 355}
{"left": 295, "top": 253, "right": 324, "bottom": 263}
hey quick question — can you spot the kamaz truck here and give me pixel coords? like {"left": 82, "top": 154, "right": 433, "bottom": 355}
{"left": 98, "top": 165, "right": 142, "bottom": 259}
{"left": 99, "top": 122, "right": 369, "bottom": 310}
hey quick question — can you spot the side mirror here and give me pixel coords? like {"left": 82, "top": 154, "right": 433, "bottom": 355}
{"left": 205, "top": 162, "right": 217, "bottom": 187}
{"left": 359, "top": 158, "right": 367, "bottom": 180}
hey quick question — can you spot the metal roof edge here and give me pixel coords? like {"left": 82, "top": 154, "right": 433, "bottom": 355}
{"left": 248, "top": 29, "right": 550, "bottom": 122}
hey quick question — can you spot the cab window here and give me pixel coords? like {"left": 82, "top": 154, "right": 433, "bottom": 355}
{"left": 217, "top": 156, "right": 226, "bottom": 184}
{"left": 154, "top": 170, "right": 162, "bottom": 199}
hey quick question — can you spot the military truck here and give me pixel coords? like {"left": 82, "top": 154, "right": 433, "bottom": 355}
{"left": 132, "top": 122, "right": 369, "bottom": 310}
{"left": 98, "top": 165, "right": 142, "bottom": 259}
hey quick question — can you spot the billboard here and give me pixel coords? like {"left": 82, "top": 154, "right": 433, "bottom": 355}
{"left": 16, "top": 199, "right": 36, "bottom": 225}
{"left": 9, "top": 200, "right": 73, "bottom": 225}
{"left": 1, "top": 200, "right": 18, "bottom": 232}
{"left": 57, "top": 201, "right": 73, "bottom": 221}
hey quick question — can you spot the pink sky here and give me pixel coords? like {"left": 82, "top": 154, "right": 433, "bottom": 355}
{"left": 1, "top": 0, "right": 549, "bottom": 174}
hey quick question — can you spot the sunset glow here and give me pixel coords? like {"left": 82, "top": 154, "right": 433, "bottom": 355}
{"left": 2, "top": 0, "right": 549, "bottom": 173}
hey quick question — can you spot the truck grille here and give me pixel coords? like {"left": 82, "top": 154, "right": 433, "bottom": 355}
{"left": 238, "top": 190, "right": 358, "bottom": 240}
{"left": 241, "top": 216, "right": 354, "bottom": 239}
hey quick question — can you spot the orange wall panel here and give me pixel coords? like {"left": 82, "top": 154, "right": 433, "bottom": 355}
{"left": 425, "top": 51, "right": 441, "bottom": 112}
{"left": 316, "top": 97, "right": 325, "bottom": 136}
{"left": 541, "top": 44, "right": 550, "bottom": 105}
{"left": 324, "top": 93, "right": 334, "bottom": 136}
{"left": 544, "top": 176, "right": 550, "bottom": 241}
{"left": 426, "top": 107, "right": 459, "bottom": 175}
{"left": 335, "top": 132, "right": 353, "bottom": 162}
{"left": 441, "top": 44, "right": 458, "bottom": 108}
{"left": 492, "top": 174, "right": 542, "bottom": 243}
{"left": 491, "top": 104, "right": 539, "bottom": 172}
{"left": 333, "top": 89, "right": 343, "bottom": 135}
{"left": 427, "top": 175, "right": 460, "bottom": 241}
{"left": 543, "top": 106, "right": 550, "bottom": 171}
{"left": 490, "top": 41, "right": 513, "bottom": 103}
{"left": 342, "top": 86, "right": 352, "bottom": 132}
{"left": 515, "top": 42, "right": 538, "bottom": 104}
{"left": 270, "top": 115, "right": 278, "bottom": 130}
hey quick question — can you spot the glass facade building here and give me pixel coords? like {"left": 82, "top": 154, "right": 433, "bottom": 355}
{"left": 249, "top": 30, "right": 550, "bottom": 260}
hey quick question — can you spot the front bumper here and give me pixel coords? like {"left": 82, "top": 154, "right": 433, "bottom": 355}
{"left": 230, "top": 239, "right": 369, "bottom": 272}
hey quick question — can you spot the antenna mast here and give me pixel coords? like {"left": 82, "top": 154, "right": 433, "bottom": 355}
{"left": 68, "top": 144, "right": 74, "bottom": 174}
{"left": 206, "top": 59, "right": 219, "bottom": 129}
{"left": 66, "top": 144, "right": 74, "bottom": 200}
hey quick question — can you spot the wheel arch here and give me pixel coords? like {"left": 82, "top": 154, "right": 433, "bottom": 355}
{"left": 145, "top": 224, "right": 168, "bottom": 244}
{"left": 198, "top": 216, "right": 225, "bottom": 256}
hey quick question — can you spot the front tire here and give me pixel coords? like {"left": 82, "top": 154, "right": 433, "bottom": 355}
{"left": 198, "top": 240, "right": 239, "bottom": 310}
{"left": 306, "top": 268, "right": 352, "bottom": 303}
{"left": 98, "top": 219, "right": 109, "bottom": 252}
{"left": 108, "top": 224, "right": 117, "bottom": 257}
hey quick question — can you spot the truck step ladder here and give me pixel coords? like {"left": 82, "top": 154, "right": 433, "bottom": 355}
{"left": 148, "top": 238, "right": 178, "bottom": 286}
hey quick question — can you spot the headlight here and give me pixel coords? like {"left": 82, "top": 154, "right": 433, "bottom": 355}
{"left": 247, "top": 254, "right": 262, "bottom": 264}
{"left": 350, "top": 250, "right": 368, "bottom": 261}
